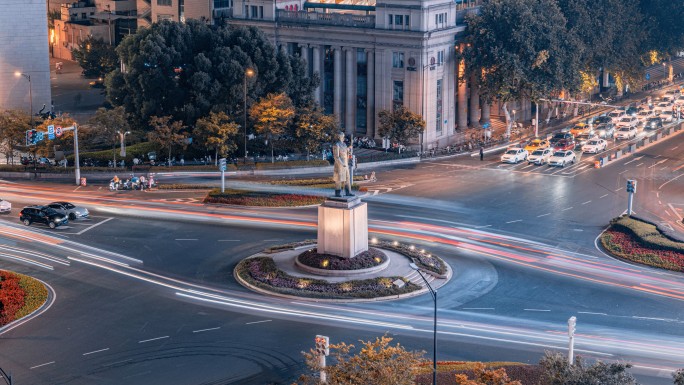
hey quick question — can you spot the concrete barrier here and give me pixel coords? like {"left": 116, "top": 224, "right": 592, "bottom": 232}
{"left": 628, "top": 144, "right": 637, "bottom": 153}
{"left": 664, "top": 128, "right": 671, "bottom": 135}
{"left": 614, "top": 150, "right": 622, "bottom": 159}
{"left": 600, "top": 156, "right": 610, "bottom": 165}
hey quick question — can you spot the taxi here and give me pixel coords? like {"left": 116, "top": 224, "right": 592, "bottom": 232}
{"left": 524, "top": 138, "right": 550, "bottom": 153}
{"left": 569, "top": 123, "right": 590, "bottom": 137}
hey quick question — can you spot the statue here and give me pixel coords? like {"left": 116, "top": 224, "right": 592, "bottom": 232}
{"left": 332, "top": 132, "right": 354, "bottom": 197}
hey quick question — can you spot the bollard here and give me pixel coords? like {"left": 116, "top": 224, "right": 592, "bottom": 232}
{"left": 594, "top": 160, "right": 601, "bottom": 168}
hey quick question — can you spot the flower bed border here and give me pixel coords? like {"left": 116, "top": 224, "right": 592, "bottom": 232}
{"left": 0, "top": 270, "right": 48, "bottom": 326}
{"left": 294, "top": 247, "right": 390, "bottom": 276}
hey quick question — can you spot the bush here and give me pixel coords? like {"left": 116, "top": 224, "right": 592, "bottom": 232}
{"left": 67, "top": 142, "right": 159, "bottom": 164}
{"left": 414, "top": 363, "right": 542, "bottom": 385}
{"left": 254, "top": 160, "right": 330, "bottom": 169}
{"left": 205, "top": 189, "right": 324, "bottom": 207}
{"left": 236, "top": 256, "right": 420, "bottom": 299}
{"left": 297, "top": 248, "right": 387, "bottom": 270}
{"left": 611, "top": 216, "right": 684, "bottom": 253}
{"left": 15, "top": 273, "right": 48, "bottom": 319}
{"left": 0, "top": 271, "right": 47, "bottom": 326}
{"left": 601, "top": 229, "right": 684, "bottom": 271}
{"left": 377, "top": 240, "right": 447, "bottom": 276}
{"left": 269, "top": 176, "right": 364, "bottom": 188}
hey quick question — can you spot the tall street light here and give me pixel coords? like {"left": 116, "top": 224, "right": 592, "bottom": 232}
{"left": 117, "top": 130, "right": 131, "bottom": 157}
{"left": 243, "top": 68, "right": 255, "bottom": 163}
{"left": 14, "top": 72, "right": 34, "bottom": 128}
{"left": 410, "top": 263, "right": 437, "bottom": 385}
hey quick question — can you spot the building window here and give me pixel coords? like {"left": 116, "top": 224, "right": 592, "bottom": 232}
{"left": 356, "top": 48, "right": 368, "bottom": 133}
{"left": 437, "top": 50, "right": 444, "bottom": 65}
{"left": 259, "top": 5, "right": 264, "bottom": 18}
{"left": 395, "top": 15, "right": 403, "bottom": 26}
{"left": 436, "top": 79, "right": 443, "bottom": 135}
{"left": 405, "top": 15, "right": 410, "bottom": 28}
{"left": 388, "top": 14, "right": 393, "bottom": 25}
{"left": 214, "top": 0, "right": 231, "bottom": 8}
{"left": 157, "top": 0, "right": 172, "bottom": 6}
{"left": 392, "top": 52, "right": 404, "bottom": 68}
{"left": 393, "top": 81, "right": 404, "bottom": 110}
{"left": 250, "top": 5, "right": 258, "bottom": 18}
{"left": 323, "top": 46, "right": 335, "bottom": 114}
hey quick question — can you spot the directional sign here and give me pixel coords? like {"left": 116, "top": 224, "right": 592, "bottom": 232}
{"left": 55, "top": 126, "right": 62, "bottom": 137}
{"left": 219, "top": 158, "right": 227, "bottom": 172}
{"left": 646, "top": 73, "right": 651, "bottom": 80}
{"left": 36, "top": 131, "right": 44, "bottom": 142}
{"left": 47, "top": 125, "right": 55, "bottom": 140}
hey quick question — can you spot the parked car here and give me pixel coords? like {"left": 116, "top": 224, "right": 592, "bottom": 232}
{"left": 46, "top": 202, "right": 89, "bottom": 220}
{"left": 595, "top": 123, "right": 616, "bottom": 139}
{"left": 0, "top": 199, "right": 11, "bottom": 213}
{"left": 554, "top": 139, "right": 575, "bottom": 151}
{"left": 501, "top": 148, "right": 528, "bottom": 164}
{"left": 644, "top": 117, "right": 663, "bottom": 130}
{"left": 616, "top": 116, "right": 639, "bottom": 128}
{"left": 548, "top": 150, "right": 576, "bottom": 167}
{"left": 524, "top": 139, "right": 550, "bottom": 153}
{"left": 636, "top": 109, "right": 654, "bottom": 121}
{"left": 608, "top": 110, "right": 627, "bottom": 123}
{"left": 582, "top": 139, "right": 608, "bottom": 154}
{"left": 569, "top": 123, "right": 592, "bottom": 137}
{"left": 19, "top": 206, "right": 68, "bottom": 229}
{"left": 615, "top": 126, "right": 637, "bottom": 140}
{"left": 527, "top": 148, "right": 553, "bottom": 165}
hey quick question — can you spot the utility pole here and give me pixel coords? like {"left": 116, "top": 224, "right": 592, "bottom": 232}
{"left": 568, "top": 316, "right": 576, "bottom": 365}
{"left": 106, "top": 4, "right": 112, "bottom": 45}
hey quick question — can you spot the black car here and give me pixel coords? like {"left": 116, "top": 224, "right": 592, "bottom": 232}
{"left": 19, "top": 206, "right": 68, "bottom": 229}
{"left": 549, "top": 132, "right": 574, "bottom": 146}
{"left": 593, "top": 115, "right": 612, "bottom": 125}
{"left": 644, "top": 117, "right": 663, "bottom": 130}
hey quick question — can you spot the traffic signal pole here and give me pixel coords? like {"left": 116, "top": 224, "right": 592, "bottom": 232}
{"left": 73, "top": 124, "right": 80, "bottom": 186}
{"left": 626, "top": 179, "right": 637, "bottom": 215}
{"left": 568, "top": 316, "right": 577, "bottom": 365}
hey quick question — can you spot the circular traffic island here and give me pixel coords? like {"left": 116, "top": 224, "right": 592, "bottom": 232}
{"left": 295, "top": 247, "right": 390, "bottom": 276}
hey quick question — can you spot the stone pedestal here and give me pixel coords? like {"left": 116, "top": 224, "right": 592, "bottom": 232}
{"left": 317, "top": 196, "right": 368, "bottom": 258}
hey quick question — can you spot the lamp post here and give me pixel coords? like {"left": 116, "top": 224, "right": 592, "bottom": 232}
{"left": 243, "top": 68, "right": 255, "bottom": 163}
{"left": 117, "top": 130, "right": 130, "bottom": 157}
{"left": 14, "top": 72, "right": 34, "bottom": 129}
{"left": 410, "top": 262, "right": 437, "bottom": 385}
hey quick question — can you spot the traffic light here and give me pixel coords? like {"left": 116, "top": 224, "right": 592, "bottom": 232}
{"left": 626, "top": 179, "right": 637, "bottom": 193}
{"left": 315, "top": 335, "right": 329, "bottom": 356}
{"left": 25, "top": 129, "right": 37, "bottom": 145}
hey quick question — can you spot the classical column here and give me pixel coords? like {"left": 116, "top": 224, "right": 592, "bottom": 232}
{"left": 469, "top": 72, "right": 480, "bottom": 127}
{"left": 312, "top": 45, "right": 322, "bottom": 104}
{"left": 300, "top": 44, "right": 309, "bottom": 74}
{"left": 366, "top": 49, "right": 375, "bottom": 138}
{"left": 345, "top": 47, "right": 356, "bottom": 135}
{"left": 457, "top": 58, "right": 468, "bottom": 129}
{"left": 480, "top": 101, "right": 491, "bottom": 124}
{"left": 333, "top": 46, "right": 342, "bottom": 120}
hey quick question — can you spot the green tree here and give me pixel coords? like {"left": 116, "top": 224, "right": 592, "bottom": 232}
{"left": 86, "top": 107, "right": 131, "bottom": 164}
{"left": 377, "top": 106, "right": 425, "bottom": 150}
{"left": 194, "top": 111, "right": 239, "bottom": 164}
{"left": 147, "top": 115, "right": 187, "bottom": 165}
{"left": 674, "top": 369, "right": 684, "bottom": 385}
{"left": 292, "top": 104, "right": 340, "bottom": 160}
{"left": 71, "top": 36, "right": 118, "bottom": 78}
{"left": 0, "top": 110, "right": 31, "bottom": 164}
{"left": 295, "top": 335, "right": 425, "bottom": 385}
{"left": 539, "top": 351, "right": 638, "bottom": 385}
{"left": 250, "top": 93, "right": 295, "bottom": 162}
{"left": 639, "top": 0, "right": 684, "bottom": 82}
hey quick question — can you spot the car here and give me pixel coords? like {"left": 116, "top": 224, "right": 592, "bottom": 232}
{"left": 608, "top": 110, "right": 627, "bottom": 123}
{"left": 569, "top": 123, "right": 591, "bottom": 137}
{"left": 592, "top": 115, "right": 612, "bottom": 125}
{"left": 19, "top": 206, "right": 68, "bottom": 229}
{"left": 615, "top": 126, "right": 637, "bottom": 140}
{"left": 501, "top": 148, "right": 528, "bottom": 164}
{"left": 548, "top": 150, "right": 576, "bottom": 167}
{"left": 89, "top": 78, "right": 105, "bottom": 88}
{"left": 524, "top": 139, "right": 550, "bottom": 153}
{"left": 665, "top": 89, "right": 680, "bottom": 100}
{"left": 625, "top": 105, "right": 639, "bottom": 116}
{"left": 659, "top": 110, "right": 675, "bottom": 122}
{"left": 527, "top": 148, "right": 553, "bottom": 165}
{"left": 46, "top": 202, "right": 89, "bottom": 220}
{"left": 595, "top": 123, "right": 616, "bottom": 139}
{"left": 644, "top": 117, "right": 663, "bottom": 130}
{"left": 0, "top": 199, "right": 11, "bottom": 213}
{"left": 574, "top": 134, "right": 593, "bottom": 149}
{"left": 674, "top": 95, "right": 684, "bottom": 106}
{"left": 616, "top": 116, "right": 639, "bottom": 128}
{"left": 654, "top": 101, "right": 673, "bottom": 113}
{"left": 554, "top": 138, "right": 575, "bottom": 151}
{"left": 549, "top": 132, "right": 574, "bottom": 146}
{"left": 636, "top": 109, "right": 654, "bottom": 121}
{"left": 582, "top": 139, "right": 608, "bottom": 153}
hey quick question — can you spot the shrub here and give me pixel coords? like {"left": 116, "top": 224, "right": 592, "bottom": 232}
{"left": 157, "top": 184, "right": 214, "bottom": 190}
{"left": 254, "top": 160, "right": 329, "bottom": 169}
{"left": 601, "top": 229, "right": 684, "bottom": 271}
{"left": 236, "top": 256, "right": 420, "bottom": 299}
{"left": 414, "top": 363, "right": 542, "bottom": 385}
{"left": 205, "top": 189, "right": 324, "bottom": 207}
{"left": 269, "top": 176, "right": 364, "bottom": 188}
{"left": 377, "top": 240, "right": 447, "bottom": 276}
{"left": 67, "top": 141, "right": 159, "bottom": 164}
{"left": 15, "top": 273, "right": 48, "bottom": 319}
{"left": 0, "top": 271, "right": 25, "bottom": 325}
{"left": 297, "top": 248, "right": 387, "bottom": 270}
{"left": 264, "top": 239, "right": 316, "bottom": 253}
{"left": 611, "top": 216, "right": 684, "bottom": 253}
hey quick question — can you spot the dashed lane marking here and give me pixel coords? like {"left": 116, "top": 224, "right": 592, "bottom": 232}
{"left": 600, "top": 194, "right": 609, "bottom": 198}
{"left": 139, "top": 336, "right": 169, "bottom": 343}
{"left": 537, "top": 213, "right": 551, "bottom": 218}
{"left": 524, "top": 309, "right": 550, "bottom": 312}
{"left": 83, "top": 348, "right": 109, "bottom": 356}
{"left": 505, "top": 219, "right": 522, "bottom": 224}
{"left": 246, "top": 319, "right": 272, "bottom": 325}
{"left": 193, "top": 327, "right": 221, "bottom": 333}
{"left": 562, "top": 207, "right": 573, "bottom": 211}
{"left": 30, "top": 361, "right": 55, "bottom": 370}
{"left": 581, "top": 201, "right": 592, "bottom": 205}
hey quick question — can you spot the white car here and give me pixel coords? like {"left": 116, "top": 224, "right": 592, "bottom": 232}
{"left": 608, "top": 110, "right": 627, "bottom": 123}
{"left": 616, "top": 116, "right": 639, "bottom": 128}
{"left": 500, "top": 148, "right": 528, "bottom": 164}
{"left": 660, "top": 110, "right": 675, "bottom": 122}
{"left": 665, "top": 89, "right": 680, "bottom": 100}
{"left": 674, "top": 95, "right": 684, "bottom": 106}
{"left": 582, "top": 139, "right": 607, "bottom": 154}
{"left": 0, "top": 199, "right": 10, "bottom": 213}
{"left": 527, "top": 148, "right": 553, "bottom": 165}
{"left": 615, "top": 126, "right": 637, "bottom": 140}
{"left": 548, "top": 150, "right": 576, "bottom": 167}
{"left": 636, "top": 110, "right": 654, "bottom": 121}
{"left": 654, "top": 101, "right": 673, "bottom": 113}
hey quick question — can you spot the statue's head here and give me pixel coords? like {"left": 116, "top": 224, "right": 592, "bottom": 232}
{"left": 338, "top": 132, "right": 345, "bottom": 142}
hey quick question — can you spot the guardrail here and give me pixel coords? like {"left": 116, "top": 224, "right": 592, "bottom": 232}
{"left": 595, "top": 121, "right": 683, "bottom": 168}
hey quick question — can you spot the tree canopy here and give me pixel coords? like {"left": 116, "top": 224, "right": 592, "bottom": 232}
{"left": 72, "top": 36, "right": 118, "bottom": 78}
{"left": 250, "top": 93, "right": 295, "bottom": 162}
{"left": 194, "top": 111, "right": 239, "bottom": 161}
{"left": 377, "top": 106, "right": 425, "bottom": 147}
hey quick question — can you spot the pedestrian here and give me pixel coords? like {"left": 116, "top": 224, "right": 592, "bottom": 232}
{"left": 139, "top": 175, "right": 146, "bottom": 191}
{"left": 479, "top": 146, "right": 484, "bottom": 161}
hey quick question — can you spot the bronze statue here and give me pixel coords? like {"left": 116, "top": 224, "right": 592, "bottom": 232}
{"left": 332, "top": 132, "right": 354, "bottom": 197}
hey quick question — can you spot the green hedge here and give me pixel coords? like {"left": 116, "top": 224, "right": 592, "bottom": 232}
{"left": 252, "top": 160, "right": 329, "bottom": 169}
{"left": 67, "top": 142, "right": 159, "bottom": 163}
{"left": 205, "top": 189, "right": 324, "bottom": 207}
{"left": 610, "top": 216, "right": 684, "bottom": 253}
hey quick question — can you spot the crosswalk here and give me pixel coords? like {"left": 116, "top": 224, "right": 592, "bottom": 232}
{"left": 364, "top": 182, "right": 414, "bottom": 196}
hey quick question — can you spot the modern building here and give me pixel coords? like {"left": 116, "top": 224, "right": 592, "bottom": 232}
{"left": 0, "top": 0, "right": 52, "bottom": 114}
{"left": 137, "top": 0, "right": 214, "bottom": 26}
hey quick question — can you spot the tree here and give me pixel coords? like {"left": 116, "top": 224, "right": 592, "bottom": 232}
{"left": 639, "top": 0, "right": 684, "bottom": 82}
{"left": 86, "top": 107, "right": 131, "bottom": 164}
{"left": 377, "top": 106, "right": 425, "bottom": 150}
{"left": 295, "top": 335, "right": 425, "bottom": 385}
{"left": 292, "top": 103, "right": 340, "bottom": 160}
{"left": 71, "top": 36, "right": 118, "bottom": 78}
{"left": 250, "top": 93, "right": 295, "bottom": 162}
{"left": 454, "top": 363, "right": 522, "bottom": 385}
{"left": 0, "top": 110, "right": 31, "bottom": 164}
{"left": 674, "top": 369, "right": 684, "bottom": 385}
{"left": 539, "top": 351, "right": 638, "bottom": 385}
{"left": 35, "top": 114, "right": 76, "bottom": 158}
{"left": 463, "top": 0, "right": 582, "bottom": 136}
{"left": 147, "top": 116, "right": 187, "bottom": 165}
{"left": 194, "top": 111, "right": 239, "bottom": 164}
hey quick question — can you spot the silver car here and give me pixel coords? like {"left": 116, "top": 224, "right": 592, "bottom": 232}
{"left": 46, "top": 202, "right": 89, "bottom": 220}
{"left": 0, "top": 199, "right": 10, "bottom": 213}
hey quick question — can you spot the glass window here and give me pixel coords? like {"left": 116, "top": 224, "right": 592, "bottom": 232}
{"left": 395, "top": 15, "right": 403, "bottom": 26}
{"left": 393, "top": 81, "right": 404, "bottom": 110}
{"left": 436, "top": 79, "right": 443, "bottom": 134}
{"left": 405, "top": 15, "right": 410, "bottom": 27}
{"left": 389, "top": 14, "right": 393, "bottom": 25}
{"left": 392, "top": 52, "right": 404, "bottom": 68}
{"left": 157, "top": 0, "right": 172, "bottom": 6}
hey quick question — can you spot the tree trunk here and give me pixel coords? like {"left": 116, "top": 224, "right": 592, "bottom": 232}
{"left": 502, "top": 102, "right": 512, "bottom": 138}
{"left": 215, "top": 148, "right": 218, "bottom": 166}
{"left": 168, "top": 148, "right": 172, "bottom": 166}
{"left": 271, "top": 140, "right": 274, "bottom": 163}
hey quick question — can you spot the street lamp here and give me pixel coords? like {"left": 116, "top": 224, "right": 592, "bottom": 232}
{"left": 410, "top": 262, "right": 437, "bottom": 385}
{"left": 511, "top": 109, "right": 517, "bottom": 125}
{"left": 117, "top": 130, "right": 131, "bottom": 157}
{"left": 14, "top": 71, "right": 34, "bottom": 129}
{"left": 243, "top": 68, "right": 255, "bottom": 163}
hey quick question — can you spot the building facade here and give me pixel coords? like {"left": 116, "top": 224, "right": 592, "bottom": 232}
{"left": 0, "top": 0, "right": 51, "bottom": 114}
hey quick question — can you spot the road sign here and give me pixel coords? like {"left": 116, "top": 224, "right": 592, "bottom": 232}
{"left": 47, "top": 125, "right": 55, "bottom": 140}
{"left": 36, "top": 131, "right": 44, "bottom": 142}
{"left": 219, "top": 158, "right": 227, "bottom": 172}
{"left": 646, "top": 73, "right": 651, "bottom": 80}
{"left": 55, "top": 126, "right": 62, "bottom": 137}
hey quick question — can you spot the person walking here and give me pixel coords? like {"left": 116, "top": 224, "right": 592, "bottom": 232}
{"left": 479, "top": 146, "right": 484, "bottom": 161}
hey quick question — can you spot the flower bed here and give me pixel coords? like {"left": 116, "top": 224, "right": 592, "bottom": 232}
{"left": 204, "top": 189, "right": 325, "bottom": 207}
{"left": 297, "top": 248, "right": 387, "bottom": 270}
{"left": 236, "top": 257, "right": 420, "bottom": 299}
{"left": 0, "top": 271, "right": 48, "bottom": 326}
{"left": 610, "top": 216, "right": 684, "bottom": 253}
{"left": 376, "top": 240, "right": 447, "bottom": 276}
{"left": 601, "top": 228, "right": 684, "bottom": 272}
{"left": 414, "top": 362, "right": 543, "bottom": 385}
{"left": 269, "top": 176, "right": 363, "bottom": 189}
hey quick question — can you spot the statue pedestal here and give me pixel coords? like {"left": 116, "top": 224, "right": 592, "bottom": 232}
{"left": 317, "top": 196, "right": 368, "bottom": 259}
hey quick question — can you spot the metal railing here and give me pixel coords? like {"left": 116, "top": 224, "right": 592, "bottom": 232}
{"left": 276, "top": 10, "right": 375, "bottom": 28}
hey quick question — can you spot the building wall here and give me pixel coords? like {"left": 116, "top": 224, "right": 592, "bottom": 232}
{"left": 0, "top": 0, "right": 51, "bottom": 113}
{"left": 53, "top": 19, "right": 110, "bottom": 60}
{"left": 184, "top": 0, "right": 212, "bottom": 21}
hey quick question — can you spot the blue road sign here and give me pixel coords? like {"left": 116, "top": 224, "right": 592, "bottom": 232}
{"left": 646, "top": 73, "right": 651, "bottom": 80}
{"left": 37, "top": 131, "right": 44, "bottom": 142}
{"left": 47, "top": 125, "right": 55, "bottom": 140}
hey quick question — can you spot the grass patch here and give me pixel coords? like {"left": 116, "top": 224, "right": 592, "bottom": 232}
{"left": 236, "top": 256, "right": 420, "bottom": 299}
{"left": 204, "top": 188, "right": 324, "bottom": 207}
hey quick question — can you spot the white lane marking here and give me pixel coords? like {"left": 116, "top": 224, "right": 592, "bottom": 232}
{"left": 633, "top": 316, "right": 667, "bottom": 321}
{"left": 524, "top": 309, "right": 550, "bottom": 312}
{"left": 618, "top": 170, "right": 628, "bottom": 174}
{"left": 573, "top": 229, "right": 584, "bottom": 232}
{"left": 139, "top": 336, "right": 169, "bottom": 343}
{"left": 474, "top": 225, "right": 492, "bottom": 229}
{"left": 217, "top": 240, "right": 240, "bottom": 242}
{"left": 521, "top": 164, "right": 534, "bottom": 170}
{"left": 193, "top": 327, "right": 221, "bottom": 333}
{"left": 175, "top": 239, "right": 198, "bottom": 241}
{"left": 30, "top": 361, "right": 55, "bottom": 369}
{"left": 659, "top": 173, "right": 683, "bottom": 189}
{"left": 672, "top": 146, "right": 679, "bottom": 150}
{"left": 73, "top": 186, "right": 81, "bottom": 192}
{"left": 505, "top": 219, "right": 522, "bottom": 224}
{"left": 263, "top": 239, "right": 283, "bottom": 241}
{"left": 581, "top": 201, "right": 592, "bottom": 205}
{"left": 615, "top": 187, "right": 623, "bottom": 191}
{"left": 624, "top": 159, "right": 639, "bottom": 165}
{"left": 562, "top": 207, "right": 573, "bottom": 211}
{"left": 83, "top": 348, "right": 109, "bottom": 356}
{"left": 635, "top": 163, "right": 644, "bottom": 167}
{"left": 246, "top": 319, "right": 272, "bottom": 325}
{"left": 462, "top": 308, "right": 494, "bottom": 310}
{"left": 661, "top": 166, "right": 669, "bottom": 170}
{"left": 76, "top": 217, "right": 114, "bottom": 235}
{"left": 599, "top": 194, "right": 609, "bottom": 198}
{"left": 537, "top": 213, "right": 551, "bottom": 217}
{"left": 578, "top": 312, "right": 607, "bottom": 316}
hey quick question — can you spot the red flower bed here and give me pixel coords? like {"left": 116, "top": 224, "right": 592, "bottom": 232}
{"left": 205, "top": 190, "right": 324, "bottom": 207}
{"left": 0, "top": 271, "right": 26, "bottom": 325}
{"left": 602, "top": 229, "right": 684, "bottom": 271}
